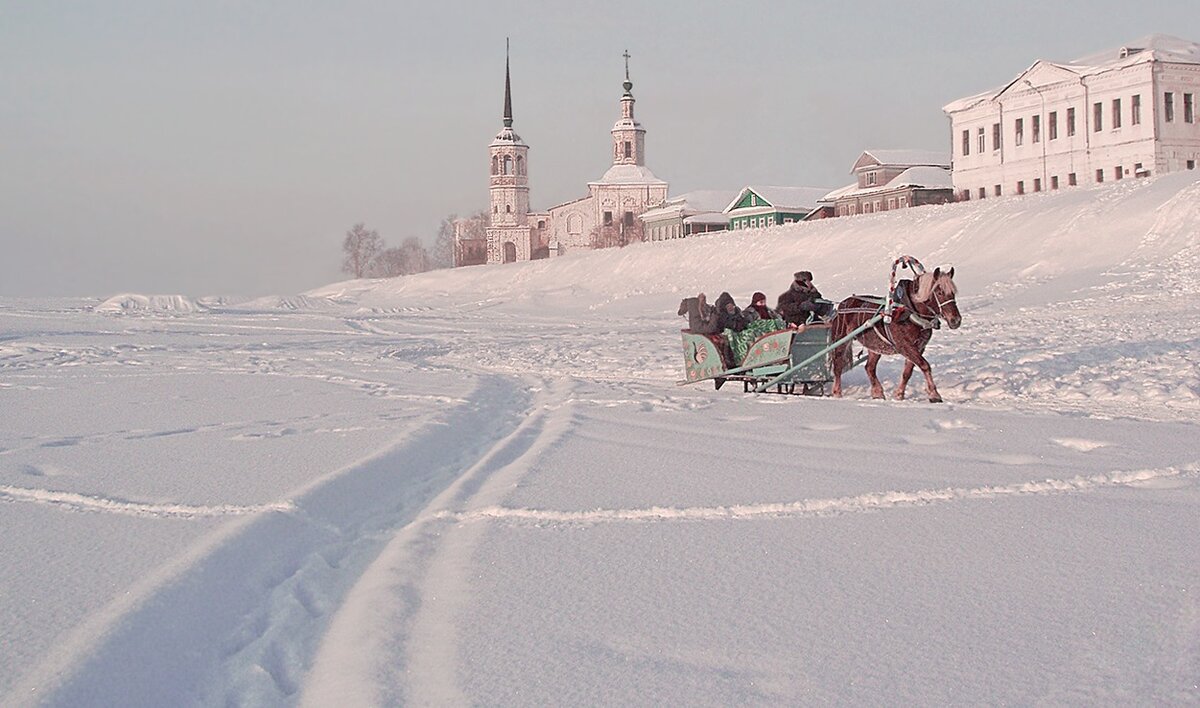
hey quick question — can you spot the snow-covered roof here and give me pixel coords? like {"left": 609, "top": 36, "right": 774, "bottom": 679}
{"left": 590, "top": 164, "right": 667, "bottom": 186}
{"left": 668, "top": 190, "right": 740, "bottom": 214}
{"left": 683, "top": 212, "right": 731, "bottom": 226}
{"left": 825, "top": 167, "right": 952, "bottom": 200}
{"left": 1067, "top": 33, "right": 1200, "bottom": 69}
{"left": 489, "top": 126, "right": 526, "bottom": 147}
{"left": 856, "top": 149, "right": 949, "bottom": 171}
{"left": 944, "top": 34, "right": 1200, "bottom": 114}
{"left": 726, "top": 186, "right": 832, "bottom": 213}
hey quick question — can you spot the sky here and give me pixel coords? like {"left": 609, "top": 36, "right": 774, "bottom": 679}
{"left": 2, "top": 0, "right": 1199, "bottom": 297}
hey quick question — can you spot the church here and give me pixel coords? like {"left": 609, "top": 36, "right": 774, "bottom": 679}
{"left": 479, "top": 50, "right": 669, "bottom": 265}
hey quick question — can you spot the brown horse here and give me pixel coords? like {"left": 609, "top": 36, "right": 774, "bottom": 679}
{"left": 829, "top": 268, "right": 962, "bottom": 403}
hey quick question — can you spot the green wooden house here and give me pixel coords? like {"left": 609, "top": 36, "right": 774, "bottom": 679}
{"left": 723, "top": 186, "right": 831, "bottom": 230}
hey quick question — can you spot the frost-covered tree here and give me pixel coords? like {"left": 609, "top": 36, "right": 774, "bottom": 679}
{"left": 368, "top": 237, "right": 431, "bottom": 278}
{"left": 431, "top": 215, "right": 457, "bottom": 270}
{"left": 341, "top": 223, "right": 383, "bottom": 279}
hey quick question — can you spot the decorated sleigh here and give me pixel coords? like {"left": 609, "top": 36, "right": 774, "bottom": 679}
{"left": 679, "top": 323, "right": 853, "bottom": 396}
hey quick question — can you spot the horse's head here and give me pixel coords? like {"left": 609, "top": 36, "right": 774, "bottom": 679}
{"left": 914, "top": 267, "right": 961, "bottom": 329}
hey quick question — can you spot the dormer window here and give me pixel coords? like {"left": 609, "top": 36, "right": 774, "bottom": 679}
{"left": 867, "top": 172, "right": 877, "bottom": 186}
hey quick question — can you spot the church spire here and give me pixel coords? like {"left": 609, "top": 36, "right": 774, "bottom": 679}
{"left": 503, "top": 38, "right": 513, "bottom": 128}
{"left": 622, "top": 49, "right": 633, "bottom": 97}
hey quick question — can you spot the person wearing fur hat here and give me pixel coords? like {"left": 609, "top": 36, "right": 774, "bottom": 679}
{"left": 713, "top": 291, "right": 750, "bottom": 332}
{"left": 745, "top": 291, "right": 780, "bottom": 323}
{"left": 776, "top": 271, "right": 833, "bottom": 325}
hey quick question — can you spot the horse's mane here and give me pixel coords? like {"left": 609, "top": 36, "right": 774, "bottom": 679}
{"left": 912, "top": 270, "right": 957, "bottom": 302}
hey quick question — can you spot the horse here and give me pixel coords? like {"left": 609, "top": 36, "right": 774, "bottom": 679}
{"left": 828, "top": 267, "right": 962, "bottom": 403}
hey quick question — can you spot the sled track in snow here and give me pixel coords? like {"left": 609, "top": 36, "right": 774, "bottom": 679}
{"left": 441, "top": 464, "right": 1200, "bottom": 527}
{"left": 0, "top": 485, "right": 295, "bottom": 519}
{"left": 10, "top": 374, "right": 536, "bottom": 708}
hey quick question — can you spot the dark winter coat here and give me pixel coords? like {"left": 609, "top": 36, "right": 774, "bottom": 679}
{"left": 776, "top": 281, "right": 824, "bottom": 325}
{"left": 714, "top": 291, "right": 751, "bottom": 332}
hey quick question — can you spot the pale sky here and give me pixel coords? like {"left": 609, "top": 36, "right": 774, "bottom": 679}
{"left": 3, "top": 1, "right": 1198, "bottom": 297}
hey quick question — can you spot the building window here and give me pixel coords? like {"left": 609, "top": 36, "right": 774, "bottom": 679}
{"left": 1032, "top": 114, "right": 1041, "bottom": 143}
{"left": 1067, "top": 107, "right": 1076, "bottom": 136}
{"left": 888, "top": 198, "right": 897, "bottom": 209}
{"left": 624, "top": 141, "right": 632, "bottom": 158}
{"left": 1134, "top": 162, "right": 1146, "bottom": 177}
{"left": 537, "top": 219, "right": 545, "bottom": 229}
{"left": 1093, "top": 102, "right": 1103, "bottom": 131}
{"left": 978, "top": 187, "right": 986, "bottom": 199}
{"left": 867, "top": 172, "right": 877, "bottom": 185}
{"left": 1051, "top": 175, "right": 1059, "bottom": 190}
{"left": 603, "top": 211, "right": 613, "bottom": 225}
{"left": 992, "top": 122, "right": 1001, "bottom": 150}
{"left": 994, "top": 184, "right": 1002, "bottom": 196}
{"left": 1034, "top": 178, "right": 1042, "bottom": 192}
{"left": 623, "top": 211, "right": 633, "bottom": 227}
{"left": 977, "top": 127, "right": 985, "bottom": 153}
{"left": 962, "top": 129, "right": 970, "bottom": 156}
{"left": 1186, "top": 93, "right": 1195, "bottom": 123}
{"left": 784, "top": 217, "right": 793, "bottom": 223}
{"left": 1015, "top": 118, "right": 1024, "bottom": 146}
{"left": 1188, "top": 160, "right": 1196, "bottom": 170}
{"left": 1049, "top": 111, "right": 1058, "bottom": 140}
{"left": 750, "top": 195, "right": 757, "bottom": 206}
{"left": 491, "top": 155, "right": 498, "bottom": 175}
{"left": 1113, "top": 98, "right": 1122, "bottom": 129}
{"left": 505, "top": 204, "right": 511, "bottom": 213}
{"left": 1114, "top": 166, "right": 1123, "bottom": 180}
{"left": 899, "top": 196, "right": 907, "bottom": 207}
{"left": 1017, "top": 180, "right": 1025, "bottom": 195}
{"left": 1132, "top": 95, "right": 1141, "bottom": 125}
{"left": 1165, "top": 92, "right": 1174, "bottom": 122}
{"left": 1068, "top": 172, "right": 1077, "bottom": 186}
{"left": 504, "top": 155, "right": 513, "bottom": 174}
{"left": 1096, "top": 168, "right": 1104, "bottom": 183}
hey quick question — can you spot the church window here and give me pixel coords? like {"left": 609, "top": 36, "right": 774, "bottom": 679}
{"left": 493, "top": 205, "right": 498, "bottom": 213}
{"left": 537, "top": 220, "right": 545, "bottom": 229}
{"left": 603, "top": 211, "right": 613, "bottom": 226}
{"left": 491, "top": 156, "right": 498, "bottom": 175}
{"left": 506, "top": 204, "right": 512, "bottom": 213}
{"left": 624, "top": 141, "right": 631, "bottom": 159}
{"left": 567, "top": 214, "right": 582, "bottom": 234}
{"left": 623, "top": 211, "right": 634, "bottom": 227}
{"left": 503, "top": 155, "right": 513, "bottom": 175}
{"left": 516, "top": 156, "right": 525, "bottom": 175}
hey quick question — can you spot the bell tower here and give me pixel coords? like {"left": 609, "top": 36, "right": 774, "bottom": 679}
{"left": 610, "top": 49, "right": 646, "bottom": 166}
{"left": 486, "top": 40, "right": 532, "bottom": 263}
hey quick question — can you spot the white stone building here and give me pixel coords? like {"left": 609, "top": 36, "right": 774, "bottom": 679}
{"left": 943, "top": 34, "right": 1200, "bottom": 201}
{"left": 480, "top": 50, "right": 668, "bottom": 265}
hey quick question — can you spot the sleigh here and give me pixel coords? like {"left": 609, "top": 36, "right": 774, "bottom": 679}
{"left": 679, "top": 324, "right": 855, "bottom": 396}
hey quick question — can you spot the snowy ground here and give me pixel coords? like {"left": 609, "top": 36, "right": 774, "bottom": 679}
{"left": 2, "top": 173, "right": 1200, "bottom": 705}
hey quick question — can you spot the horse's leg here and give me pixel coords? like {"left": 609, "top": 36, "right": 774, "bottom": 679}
{"left": 865, "top": 351, "right": 885, "bottom": 399}
{"left": 830, "top": 343, "right": 845, "bottom": 398}
{"left": 895, "top": 359, "right": 915, "bottom": 401}
{"left": 904, "top": 351, "right": 941, "bottom": 403}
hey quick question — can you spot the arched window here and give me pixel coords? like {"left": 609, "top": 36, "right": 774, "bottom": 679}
{"left": 503, "top": 155, "right": 513, "bottom": 175}
{"left": 516, "top": 155, "right": 524, "bottom": 175}
{"left": 567, "top": 214, "right": 583, "bottom": 235}
{"left": 506, "top": 204, "right": 512, "bottom": 213}
{"left": 491, "top": 155, "right": 498, "bottom": 175}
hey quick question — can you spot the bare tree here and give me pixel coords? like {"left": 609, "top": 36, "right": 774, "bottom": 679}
{"left": 431, "top": 215, "right": 457, "bottom": 269}
{"left": 399, "top": 236, "right": 430, "bottom": 274}
{"left": 341, "top": 223, "right": 383, "bottom": 278}
{"left": 368, "top": 247, "right": 407, "bottom": 277}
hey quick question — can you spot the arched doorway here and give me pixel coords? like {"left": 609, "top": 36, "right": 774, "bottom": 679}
{"left": 503, "top": 242, "right": 517, "bottom": 263}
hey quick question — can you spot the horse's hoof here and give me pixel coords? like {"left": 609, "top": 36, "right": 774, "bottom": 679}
{"left": 895, "top": 392, "right": 906, "bottom": 401}
{"left": 872, "top": 393, "right": 886, "bottom": 400}
{"left": 929, "top": 397, "right": 943, "bottom": 403}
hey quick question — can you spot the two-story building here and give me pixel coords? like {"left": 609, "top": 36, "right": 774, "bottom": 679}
{"left": 825, "top": 150, "right": 953, "bottom": 216}
{"left": 638, "top": 190, "right": 737, "bottom": 241}
{"left": 944, "top": 34, "right": 1200, "bottom": 201}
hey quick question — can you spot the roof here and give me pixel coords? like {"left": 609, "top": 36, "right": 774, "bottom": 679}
{"left": 855, "top": 149, "right": 949, "bottom": 171}
{"left": 686, "top": 212, "right": 729, "bottom": 225}
{"left": 590, "top": 163, "right": 666, "bottom": 186}
{"left": 725, "top": 186, "right": 832, "bottom": 213}
{"left": 944, "top": 34, "right": 1200, "bottom": 114}
{"left": 826, "top": 166, "right": 952, "bottom": 200}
